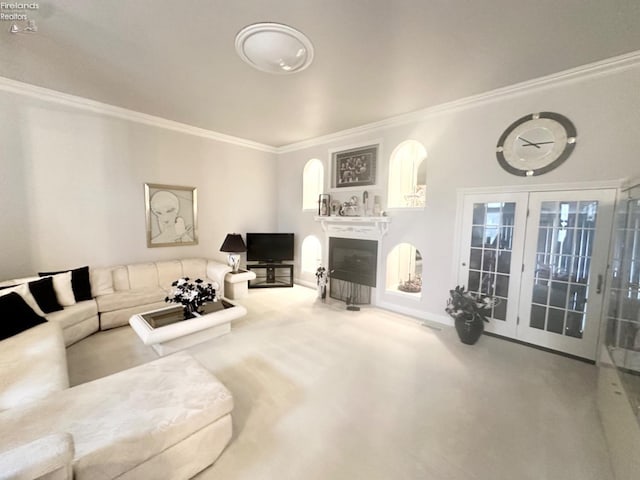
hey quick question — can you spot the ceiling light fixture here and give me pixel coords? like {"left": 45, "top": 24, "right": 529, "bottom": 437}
{"left": 235, "top": 22, "right": 314, "bottom": 74}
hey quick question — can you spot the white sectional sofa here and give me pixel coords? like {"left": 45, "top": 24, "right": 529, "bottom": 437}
{"left": 0, "top": 258, "right": 232, "bottom": 346}
{"left": 0, "top": 321, "right": 234, "bottom": 479}
{"left": 0, "top": 258, "right": 237, "bottom": 478}
{"left": 93, "top": 258, "right": 231, "bottom": 330}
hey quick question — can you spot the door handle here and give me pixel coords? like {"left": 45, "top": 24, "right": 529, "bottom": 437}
{"left": 596, "top": 274, "right": 603, "bottom": 294}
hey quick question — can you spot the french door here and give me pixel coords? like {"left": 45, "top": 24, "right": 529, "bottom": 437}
{"left": 457, "top": 189, "right": 615, "bottom": 360}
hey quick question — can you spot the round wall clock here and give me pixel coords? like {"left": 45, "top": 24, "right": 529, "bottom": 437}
{"left": 496, "top": 112, "right": 577, "bottom": 177}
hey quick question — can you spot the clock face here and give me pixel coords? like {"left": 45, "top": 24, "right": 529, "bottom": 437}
{"left": 496, "top": 112, "right": 576, "bottom": 177}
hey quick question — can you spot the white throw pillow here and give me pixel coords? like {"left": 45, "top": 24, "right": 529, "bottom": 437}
{"left": 47, "top": 272, "right": 76, "bottom": 307}
{"left": 0, "top": 283, "right": 46, "bottom": 317}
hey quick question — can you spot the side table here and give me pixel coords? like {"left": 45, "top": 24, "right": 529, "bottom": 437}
{"left": 224, "top": 269, "right": 256, "bottom": 299}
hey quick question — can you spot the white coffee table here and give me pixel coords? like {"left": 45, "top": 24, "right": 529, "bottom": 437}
{"left": 129, "top": 299, "right": 247, "bottom": 356}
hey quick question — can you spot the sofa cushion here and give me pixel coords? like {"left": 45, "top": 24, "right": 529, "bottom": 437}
{"left": 28, "top": 276, "right": 63, "bottom": 314}
{"left": 156, "top": 260, "right": 183, "bottom": 289}
{"left": 95, "top": 288, "right": 166, "bottom": 313}
{"left": 0, "top": 322, "right": 69, "bottom": 411}
{"left": 0, "top": 292, "right": 47, "bottom": 341}
{"left": 0, "top": 352, "right": 234, "bottom": 480}
{"left": 127, "top": 263, "right": 159, "bottom": 290}
{"left": 0, "top": 433, "right": 74, "bottom": 480}
{"left": 90, "top": 268, "right": 114, "bottom": 297}
{"left": 112, "top": 266, "right": 130, "bottom": 291}
{"left": 45, "top": 300, "right": 98, "bottom": 330}
{"left": 0, "top": 283, "right": 46, "bottom": 317}
{"left": 99, "top": 301, "right": 167, "bottom": 330}
{"left": 0, "top": 276, "right": 40, "bottom": 289}
{"left": 39, "top": 266, "right": 92, "bottom": 302}
{"left": 181, "top": 258, "right": 207, "bottom": 281}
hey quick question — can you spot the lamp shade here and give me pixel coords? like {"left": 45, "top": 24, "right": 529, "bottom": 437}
{"left": 220, "top": 234, "right": 246, "bottom": 253}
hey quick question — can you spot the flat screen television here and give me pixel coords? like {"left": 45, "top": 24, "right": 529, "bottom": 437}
{"left": 246, "top": 233, "right": 294, "bottom": 263}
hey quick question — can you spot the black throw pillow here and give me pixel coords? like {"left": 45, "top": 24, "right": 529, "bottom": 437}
{"left": 28, "top": 276, "right": 64, "bottom": 314}
{"left": 39, "top": 266, "right": 92, "bottom": 302}
{"left": 0, "top": 292, "right": 47, "bottom": 341}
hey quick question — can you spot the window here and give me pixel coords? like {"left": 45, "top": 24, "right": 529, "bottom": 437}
{"left": 302, "top": 159, "right": 324, "bottom": 211}
{"left": 301, "top": 235, "right": 322, "bottom": 273}
{"left": 387, "top": 140, "right": 427, "bottom": 208}
{"left": 386, "top": 243, "right": 422, "bottom": 296}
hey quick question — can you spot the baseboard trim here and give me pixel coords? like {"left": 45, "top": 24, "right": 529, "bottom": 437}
{"left": 483, "top": 332, "right": 595, "bottom": 364}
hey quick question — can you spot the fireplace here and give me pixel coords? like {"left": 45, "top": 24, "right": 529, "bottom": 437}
{"left": 329, "top": 237, "right": 377, "bottom": 286}
{"left": 329, "top": 237, "right": 377, "bottom": 305}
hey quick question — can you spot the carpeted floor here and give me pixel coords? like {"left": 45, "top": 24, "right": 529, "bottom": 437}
{"left": 67, "top": 285, "right": 614, "bottom": 480}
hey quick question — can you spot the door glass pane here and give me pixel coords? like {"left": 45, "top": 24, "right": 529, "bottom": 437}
{"left": 530, "top": 305, "right": 546, "bottom": 329}
{"left": 547, "top": 308, "right": 565, "bottom": 334}
{"left": 469, "top": 249, "right": 482, "bottom": 269}
{"left": 529, "top": 200, "right": 598, "bottom": 338}
{"left": 493, "top": 298, "right": 507, "bottom": 320}
{"left": 466, "top": 202, "right": 516, "bottom": 321}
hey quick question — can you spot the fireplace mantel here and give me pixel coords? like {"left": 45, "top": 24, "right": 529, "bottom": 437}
{"left": 314, "top": 216, "right": 391, "bottom": 240}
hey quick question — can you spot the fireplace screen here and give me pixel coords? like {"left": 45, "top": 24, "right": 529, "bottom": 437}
{"left": 328, "top": 237, "right": 378, "bottom": 288}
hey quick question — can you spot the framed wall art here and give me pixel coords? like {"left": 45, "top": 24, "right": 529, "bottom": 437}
{"left": 145, "top": 183, "right": 198, "bottom": 247}
{"left": 331, "top": 144, "right": 378, "bottom": 189}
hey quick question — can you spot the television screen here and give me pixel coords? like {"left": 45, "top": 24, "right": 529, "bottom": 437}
{"left": 246, "top": 233, "right": 294, "bottom": 262}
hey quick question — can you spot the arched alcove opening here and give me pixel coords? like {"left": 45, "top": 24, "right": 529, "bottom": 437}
{"left": 387, "top": 140, "right": 427, "bottom": 208}
{"left": 386, "top": 242, "right": 422, "bottom": 297}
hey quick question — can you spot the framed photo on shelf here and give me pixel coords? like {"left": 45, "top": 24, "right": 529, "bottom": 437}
{"left": 318, "top": 194, "right": 330, "bottom": 216}
{"left": 144, "top": 183, "right": 198, "bottom": 248}
{"left": 331, "top": 144, "right": 378, "bottom": 189}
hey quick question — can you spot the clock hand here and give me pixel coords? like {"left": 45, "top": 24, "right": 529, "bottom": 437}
{"left": 520, "top": 141, "right": 555, "bottom": 147}
{"left": 519, "top": 137, "right": 541, "bottom": 149}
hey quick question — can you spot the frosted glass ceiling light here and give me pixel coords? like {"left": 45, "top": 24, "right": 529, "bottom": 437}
{"left": 235, "top": 23, "right": 314, "bottom": 74}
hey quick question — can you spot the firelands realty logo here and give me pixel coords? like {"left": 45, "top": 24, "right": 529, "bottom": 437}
{"left": 1, "top": 3, "right": 39, "bottom": 21}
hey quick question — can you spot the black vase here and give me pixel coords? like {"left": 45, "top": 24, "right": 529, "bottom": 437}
{"left": 454, "top": 314, "right": 484, "bottom": 345}
{"left": 182, "top": 303, "right": 199, "bottom": 320}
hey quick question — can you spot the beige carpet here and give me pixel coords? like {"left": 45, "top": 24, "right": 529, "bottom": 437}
{"left": 67, "top": 286, "right": 614, "bottom": 480}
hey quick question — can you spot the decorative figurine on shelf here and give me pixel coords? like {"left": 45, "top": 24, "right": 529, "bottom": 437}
{"left": 339, "top": 195, "right": 360, "bottom": 216}
{"left": 315, "top": 266, "right": 327, "bottom": 301}
{"left": 398, "top": 274, "right": 422, "bottom": 293}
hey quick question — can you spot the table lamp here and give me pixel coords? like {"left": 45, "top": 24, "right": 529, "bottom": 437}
{"left": 220, "top": 233, "right": 246, "bottom": 273}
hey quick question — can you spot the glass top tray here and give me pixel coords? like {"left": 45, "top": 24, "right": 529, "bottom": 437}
{"left": 141, "top": 299, "right": 234, "bottom": 329}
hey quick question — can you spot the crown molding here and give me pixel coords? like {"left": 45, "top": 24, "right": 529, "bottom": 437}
{"left": 0, "top": 76, "right": 278, "bottom": 154}
{"left": 278, "top": 49, "right": 640, "bottom": 154}
{"left": 2, "top": 49, "right": 639, "bottom": 156}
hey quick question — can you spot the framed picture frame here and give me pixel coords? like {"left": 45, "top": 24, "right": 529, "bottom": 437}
{"left": 318, "top": 194, "right": 330, "bottom": 216}
{"left": 145, "top": 183, "right": 198, "bottom": 248}
{"left": 331, "top": 143, "right": 378, "bottom": 189}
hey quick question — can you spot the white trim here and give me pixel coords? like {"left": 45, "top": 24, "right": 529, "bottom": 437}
{"left": 376, "top": 300, "right": 453, "bottom": 327}
{"left": 278, "top": 49, "right": 640, "bottom": 153}
{"left": 0, "top": 76, "right": 278, "bottom": 154}
{"left": 3, "top": 48, "right": 638, "bottom": 155}
{"left": 457, "top": 179, "right": 623, "bottom": 196}
{"left": 295, "top": 279, "right": 316, "bottom": 289}
{"left": 621, "top": 176, "right": 640, "bottom": 191}
{"left": 384, "top": 289, "right": 422, "bottom": 300}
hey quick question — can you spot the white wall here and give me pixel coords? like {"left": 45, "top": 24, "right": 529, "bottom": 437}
{"left": 0, "top": 91, "right": 278, "bottom": 278}
{"left": 276, "top": 62, "right": 640, "bottom": 323}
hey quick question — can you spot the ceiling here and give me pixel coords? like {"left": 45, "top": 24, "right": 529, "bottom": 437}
{"left": 2, "top": 0, "right": 640, "bottom": 147}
